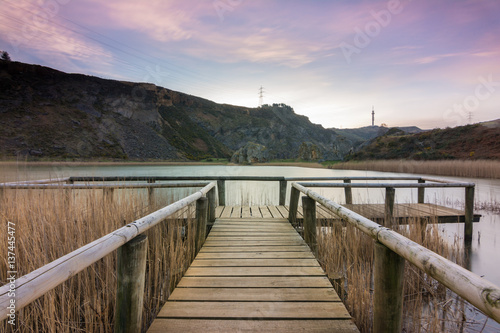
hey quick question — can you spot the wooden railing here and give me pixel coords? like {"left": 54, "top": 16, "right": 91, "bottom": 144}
{"left": 289, "top": 181, "right": 500, "bottom": 333}
{"left": 0, "top": 180, "right": 216, "bottom": 331}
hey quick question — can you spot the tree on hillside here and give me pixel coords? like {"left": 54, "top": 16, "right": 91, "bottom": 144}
{"left": 1, "top": 51, "right": 11, "bottom": 62}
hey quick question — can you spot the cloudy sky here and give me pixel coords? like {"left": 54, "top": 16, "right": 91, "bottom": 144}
{"left": 1, "top": 0, "right": 499, "bottom": 129}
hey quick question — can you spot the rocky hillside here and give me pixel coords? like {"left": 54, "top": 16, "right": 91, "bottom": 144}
{"left": 1, "top": 61, "right": 383, "bottom": 162}
{"left": 347, "top": 120, "right": 500, "bottom": 160}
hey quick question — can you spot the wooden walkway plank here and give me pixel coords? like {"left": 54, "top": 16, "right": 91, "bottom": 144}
{"left": 260, "top": 206, "right": 274, "bottom": 218}
{"left": 169, "top": 287, "right": 339, "bottom": 301}
{"left": 189, "top": 258, "right": 320, "bottom": 267}
{"left": 157, "top": 301, "right": 351, "bottom": 319}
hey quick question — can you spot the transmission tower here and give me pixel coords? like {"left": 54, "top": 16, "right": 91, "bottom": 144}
{"left": 258, "top": 86, "right": 264, "bottom": 107}
{"left": 468, "top": 112, "right": 473, "bottom": 124}
{"left": 371, "top": 106, "right": 375, "bottom": 126}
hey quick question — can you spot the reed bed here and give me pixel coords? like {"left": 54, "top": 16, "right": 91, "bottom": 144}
{"left": 0, "top": 184, "right": 198, "bottom": 332}
{"left": 330, "top": 159, "right": 500, "bottom": 179}
{"left": 313, "top": 212, "right": 488, "bottom": 332}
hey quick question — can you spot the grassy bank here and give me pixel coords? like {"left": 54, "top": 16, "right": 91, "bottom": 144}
{"left": 329, "top": 159, "right": 500, "bottom": 179}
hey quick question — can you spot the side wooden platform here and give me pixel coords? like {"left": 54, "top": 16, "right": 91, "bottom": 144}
{"left": 215, "top": 204, "right": 479, "bottom": 223}
{"left": 147, "top": 218, "right": 359, "bottom": 333}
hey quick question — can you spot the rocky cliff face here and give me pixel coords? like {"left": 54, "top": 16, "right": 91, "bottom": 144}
{"left": 0, "top": 61, "right": 364, "bottom": 161}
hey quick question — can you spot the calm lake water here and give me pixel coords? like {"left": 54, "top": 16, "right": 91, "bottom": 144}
{"left": 2, "top": 163, "right": 500, "bottom": 329}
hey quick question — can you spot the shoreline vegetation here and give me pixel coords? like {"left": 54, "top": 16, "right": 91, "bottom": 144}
{"left": 2, "top": 158, "right": 500, "bottom": 179}
{"left": 329, "top": 159, "right": 500, "bottom": 179}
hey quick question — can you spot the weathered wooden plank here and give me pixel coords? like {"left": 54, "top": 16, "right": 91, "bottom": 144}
{"left": 169, "top": 287, "right": 340, "bottom": 301}
{"left": 190, "top": 258, "right": 320, "bottom": 267}
{"left": 250, "top": 206, "right": 262, "bottom": 218}
{"left": 241, "top": 206, "right": 252, "bottom": 218}
{"left": 276, "top": 205, "right": 289, "bottom": 218}
{"left": 207, "top": 236, "right": 303, "bottom": 241}
{"left": 199, "top": 245, "right": 311, "bottom": 252}
{"left": 195, "top": 251, "right": 316, "bottom": 259}
{"left": 203, "top": 240, "right": 305, "bottom": 246}
{"left": 260, "top": 206, "right": 274, "bottom": 218}
{"left": 208, "top": 230, "right": 297, "bottom": 235}
{"left": 215, "top": 206, "right": 224, "bottom": 218}
{"left": 176, "top": 276, "right": 333, "bottom": 288}
{"left": 157, "top": 301, "right": 351, "bottom": 319}
{"left": 147, "top": 319, "right": 359, "bottom": 333}
{"left": 219, "top": 206, "right": 233, "bottom": 218}
{"left": 184, "top": 266, "right": 326, "bottom": 276}
{"left": 231, "top": 206, "right": 242, "bottom": 218}
{"left": 267, "top": 205, "right": 282, "bottom": 218}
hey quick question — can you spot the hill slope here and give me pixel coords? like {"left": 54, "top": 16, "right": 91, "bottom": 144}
{"left": 0, "top": 61, "right": 374, "bottom": 161}
{"left": 347, "top": 121, "right": 500, "bottom": 160}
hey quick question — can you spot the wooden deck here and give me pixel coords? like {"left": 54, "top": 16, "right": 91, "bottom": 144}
{"left": 214, "top": 204, "right": 480, "bottom": 223}
{"left": 147, "top": 217, "right": 359, "bottom": 333}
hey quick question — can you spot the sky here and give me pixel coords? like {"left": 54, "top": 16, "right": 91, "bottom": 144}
{"left": 1, "top": 0, "right": 499, "bottom": 129}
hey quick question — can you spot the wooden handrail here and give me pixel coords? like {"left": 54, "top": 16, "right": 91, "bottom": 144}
{"left": 0, "top": 182, "right": 216, "bottom": 321}
{"left": 291, "top": 182, "right": 500, "bottom": 324}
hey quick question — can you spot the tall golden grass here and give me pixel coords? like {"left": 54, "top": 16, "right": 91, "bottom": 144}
{"left": 315, "top": 215, "right": 476, "bottom": 332}
{"left": 0, "top": 185, "right": 198, "bottom": 332}
{"left": 330, "top": 159, "right": 500, "bottom": 179}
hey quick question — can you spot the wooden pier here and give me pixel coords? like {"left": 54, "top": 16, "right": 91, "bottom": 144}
{"left": 2, "top": 175, "right": 498, "bottom": 333}
{"left": 147, "top": 216, "right": 359, "bottom": 332}
{"left": 213, "top": 204, "right": 480, "bottom": 223}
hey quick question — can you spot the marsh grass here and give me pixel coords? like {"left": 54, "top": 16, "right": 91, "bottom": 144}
{"left": 0, "top": 184, "right": 198, "bottom": 332}
{"left": 330, "top": 159, "right": 500, "bottom": 179}
{"left": 315, "top": 213, "right": 481, "bottom": 332}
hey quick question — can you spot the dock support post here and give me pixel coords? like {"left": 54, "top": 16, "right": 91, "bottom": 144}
{"left": 302, "top": 196, "right": 317, "bottom": 255}
{"left": 384, "top": 187, "right": 395, "bottom": 227}
{"left": 288, "top": 186, "right": 300, "bottom": 225}
{"left": 217, "top": 180, "right": 225, "bottom": 206}
{"left": 418, "top": 179, "right": 425, "bottom": 203}
{"left": 147, "top": 179, "right": 155, "bottom": 207}
{"left": 373, "top": 241, "right": 405, "bottom": 333}
{"left": 195, "top": 197, "right": 208, "bottom": 254}
{"left": 104, "top": 188, "right": 114, "bottom": 205}
{"left": 207, "top": 187, "right": 216, "bottom": 223}
{"left": 279, "top": 180, "right": 287, "bottom": 206}
{"left": 464, "top": 186, "right": 474, "bottom": 245}
{"left": 344, "top": 179, "right": 352, "bottom": 204}
{"left": 115, "top": 234, "right": 148, "bottom": 333}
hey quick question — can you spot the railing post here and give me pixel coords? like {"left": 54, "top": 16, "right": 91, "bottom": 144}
{"left": 288, "top": 186, "right": 300, "bottom": 225}
{"left": 344, "top": 179, "right": 352, "bottom": 204}
{"left": 147, "top": 179, "right": 155, "bottom": 207}
{"left": 373, "top": 241, "right": 405, "bottom": 333}
{"left": 302, "top": 196, "right": 317, "bottom": 255}
{"left": 279, "top": 179, "right": 287, "bottom": 206}
{"left": 464, "top": 186, "right": 475, "bottom": 245}
{"left": 217, "top": 180, "right": 225, "bottom": 206}
{"left": 418, "top": 179, "right": 425, "bottom": 203}
{"left": 115, "top": 234, "right": 148, "bottom": 333}
{"left": 384, "top": 187, "right": 395, "bottom": 227}
{"left": 207, "top": 187, "right": 216, "bottom": 223}
{"left": 195, "top": 197, "right": 208, "bottom": 254}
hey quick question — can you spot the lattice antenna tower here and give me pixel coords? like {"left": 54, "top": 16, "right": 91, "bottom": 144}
{"left": 468, "top": 112, "right": 473, "bottom": 124}
{"left": 258, "top": 86, "right": 264, "bottom": 107}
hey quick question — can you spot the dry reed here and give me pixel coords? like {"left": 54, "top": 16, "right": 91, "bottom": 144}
{"left": 315, "top": 213, "right": 482, "bottom": 332}
{"left": 0, "top": 184, "right": 198, "bottom": 332}
{"left": 330, "top": 160, "right": 500, "bottom": 179}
